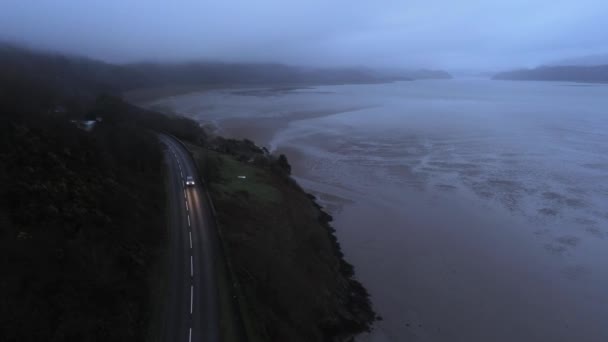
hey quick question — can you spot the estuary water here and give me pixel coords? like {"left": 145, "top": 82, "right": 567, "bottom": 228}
{"left": 152, "top": 79, "right": 608, "bottom": 342}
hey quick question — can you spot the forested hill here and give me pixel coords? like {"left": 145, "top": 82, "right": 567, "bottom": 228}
{"left": 0, "top": 43, "right": 206, "bottom": 339}
{"left": 127, "top": 62, "right": 412, "bottom": 85}
{"left": 0, "top": 43, "right": 143, "bottom": 99}
{"left": 0, "top": 43, "right": 376, "bottom": 341}
{"left": 493, "top": 64, "right": 608, "bottom": 83}
{"left": 1, "top": 43, "right": 453, "bottom": 97}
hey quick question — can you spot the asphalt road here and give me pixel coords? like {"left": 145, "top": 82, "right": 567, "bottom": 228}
{"left": 159, "top": 134, "right": 219, "bottom": 342}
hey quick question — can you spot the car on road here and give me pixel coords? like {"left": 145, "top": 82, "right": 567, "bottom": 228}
{"left": 186, "top": 176, "right": 195, "bottom": 187}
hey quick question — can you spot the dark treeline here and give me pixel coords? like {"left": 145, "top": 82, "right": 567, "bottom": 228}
{"left": 0, "top": 43, "right": 144, "bottom": 100}
{"left": 493, "top": 64, "right": 608, "bottom": 83}
{"left": 1, "top": 43, "right": 452, "bottom": 97}
{"left": 129, "top": 62, "right": 411, "bottom": 86}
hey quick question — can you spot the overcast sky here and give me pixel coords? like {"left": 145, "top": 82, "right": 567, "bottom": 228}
{"left": 1, "top": 0, "right": 607, "bottom": 70}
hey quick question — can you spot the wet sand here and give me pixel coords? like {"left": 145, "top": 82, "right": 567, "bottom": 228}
{"left": 214, "top": 106, "right": 370, "bottom": 151}
{"left": 151, "top": 81, "right": 608, "bottom": 342}
{"left": 124, "top": 84, "right": 219, "bottom": 105}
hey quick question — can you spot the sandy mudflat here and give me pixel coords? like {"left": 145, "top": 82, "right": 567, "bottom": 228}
{"left": 124, "top": 85, "right": 220, "bottom": 105}
{"left": 216, "top": 106, "right": 369, "bottom": 147}
{"left": 147, "top": 81, "right": 608, "bottom": 342}
{"left": 125, "top": 83, "right": 340, "bottom": 105}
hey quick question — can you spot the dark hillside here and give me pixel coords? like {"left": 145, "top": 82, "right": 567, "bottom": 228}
{"left": 0, "top": 107, "right": 165, "bottom": 341}
{"left": 0, "top": 43, "right": 413, "bottom": 95}
{"left": 0, "top": 44, "right": 376, "bottom": 342}
{"left": 125, "top": 62, "right": 411, "bottom": 86}
{"left": 0, "top": 43, "right": 143, "bottom": 99}
{"left": 0, "top": 60, "right": 203, "bottom": 339}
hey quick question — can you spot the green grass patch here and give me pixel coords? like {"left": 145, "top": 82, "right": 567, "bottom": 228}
{"left": 186, "top": 143, "right": 281, "bottom": 205}
{"left": 214, "top": 155, "right": 281, "bottom": 204}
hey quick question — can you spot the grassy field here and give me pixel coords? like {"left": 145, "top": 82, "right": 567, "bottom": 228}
{"left": 209, "top": 152, "right": 281, "bottom": 204}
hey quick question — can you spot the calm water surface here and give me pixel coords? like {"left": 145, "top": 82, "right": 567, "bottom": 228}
{"left": 154, "top": 80, "right": 608, "bottom": 342}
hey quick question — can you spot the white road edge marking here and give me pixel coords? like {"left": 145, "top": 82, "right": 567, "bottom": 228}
{"left": 169, "top": 141, "right": 196, "bottom": 340}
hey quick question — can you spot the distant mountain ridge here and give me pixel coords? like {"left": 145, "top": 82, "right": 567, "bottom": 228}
{"left": 493, "top": 64, "right": 608, "bottom": 83}
{"left": 127, "top": 62, "right": 413, "bottom": 86}
{"left": 0, "top": 43, "right": 452, "bottom": 98}
{"left": 400, "top": 69, "right": 452, "bottom": 79}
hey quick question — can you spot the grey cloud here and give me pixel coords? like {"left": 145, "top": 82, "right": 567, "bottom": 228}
{"left": 1, "top": 0, "right": 607, "bottom": 70}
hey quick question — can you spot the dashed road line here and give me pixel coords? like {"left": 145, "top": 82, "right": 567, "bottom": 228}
{"left": 165, "top": 141, "right": 199, "bottom": 341}
{"left": 190, "top": 285, "right": 193, "bottom": 314}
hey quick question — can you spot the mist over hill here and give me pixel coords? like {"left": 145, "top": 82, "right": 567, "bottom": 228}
{"left": 0, "top": 43, "right": 451, "bottom": 100}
